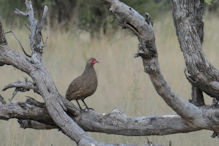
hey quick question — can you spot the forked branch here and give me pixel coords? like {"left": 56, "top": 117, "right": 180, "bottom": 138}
{"left": 170, "top": 0, "right": 219, "bottom": 99}
{"left": 0, "top": 0, "right": 219, "bottom": 145}
{"left": 104, "top": 0, "right": 219, "bottom": 133}
{"left": 3, "top": 79, "right": 39, "bottom": 93}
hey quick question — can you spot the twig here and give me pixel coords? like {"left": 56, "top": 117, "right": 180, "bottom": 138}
{"left": 18, "top": 119, "right": 56, "bottom": 130}
{"left": 2, "top": 79, "right": 40, "bottom": 102}
{"left": 41, "top": 31, "right": 48, "bottom": 48}
{"left": 25, "top": 96, "right": 45, "bottom": 108}
{"left": 9, "top": 89, "right": 18, "bottom": 102}
{"left": 2, "top": 79, "right": 39, "bottom": 94}
{"left": 0, "top": 94, "right": 6, "bottom": 104}
{"left": 14, "top": 8, "right": 28, "bottom": 16}
{"left": 39, "top": 5, "right": 48, "bottom": 30}
{"left": 4, "top": 31, "right": 31, "bottom": 57}
{"left": 25, "top": 23, "right": 31, "bottom": 32}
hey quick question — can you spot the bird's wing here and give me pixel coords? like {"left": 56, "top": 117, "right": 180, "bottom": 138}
{"left": 66, "top": 76, "right": 83, "bottom": 99}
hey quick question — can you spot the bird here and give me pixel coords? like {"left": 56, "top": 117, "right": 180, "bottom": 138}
{"left": 66, "top": 58, "right": 98, "bottom": 110}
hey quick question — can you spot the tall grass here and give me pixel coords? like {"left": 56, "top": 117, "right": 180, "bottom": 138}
{"left": 0, "top": 13, "right": 218, "bottom": 146}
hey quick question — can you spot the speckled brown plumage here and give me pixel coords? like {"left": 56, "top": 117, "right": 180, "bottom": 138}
{"left": 66, "top": 58, "right": 98, "bottom": 110}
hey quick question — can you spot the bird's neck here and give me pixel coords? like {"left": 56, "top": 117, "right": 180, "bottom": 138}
{"left": 83, "top": 63, "right": 95, "bottom": 75}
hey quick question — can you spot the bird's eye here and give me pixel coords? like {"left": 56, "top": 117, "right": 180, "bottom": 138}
{"left": 91, "top": 59, "right": 96, "bottom": 63}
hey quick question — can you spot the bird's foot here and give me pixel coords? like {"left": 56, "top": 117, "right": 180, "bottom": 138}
{"left": 80, "top": 107, "right": 94, "bottom": 112}
{"left": 79, "top": 108, "right": 87, "bottom": 112}
{"left": 86, "top": 107, "right": 94, "bottom": 111}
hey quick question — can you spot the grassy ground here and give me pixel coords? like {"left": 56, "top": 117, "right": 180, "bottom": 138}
{"left": 0, "top": 13, "right": 218, "bottom": 146}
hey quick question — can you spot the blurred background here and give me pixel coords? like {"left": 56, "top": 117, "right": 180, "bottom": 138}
{"left": 0, "top": 0, "right": 219, "bottom": 146}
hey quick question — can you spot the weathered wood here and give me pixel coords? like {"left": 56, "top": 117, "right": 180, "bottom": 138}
{"left": 105, "top": 0, "right": 201, "bottom": 124}
{"left": 0, "top": 0, "right": 219, "bottom": 145}
{"left": 104, "top": 0, "right": 219, "bottom": 133}
{"left": 189, "top": 0, "right": 205, "bottom": 106}
{"left": 3, "top": 79, "right": 39, "bottom": 94}
{"left": 190, "top": 86, "right": 205, "bottom": 106}
{"left": 0, "top": 98, "right": 201, "bottom": 136}
{"left": 0, "top": 21, "right": 7, "bottom": 66}
{"left": 1, "top": 1, "right": 164, "bottom": 145}
{"left": 170, "top": 0, "right": 219, "bottom": 99}
{"left": 0, "top": 22, "right": 7, "bottom": 45}
{"left": 0, "top": 94, "right": 6, "bottom": 104}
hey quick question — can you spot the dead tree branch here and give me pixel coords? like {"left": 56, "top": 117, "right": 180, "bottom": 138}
{"left": 1, "top": 0, "right": 111, "bottom": 145}
{"left": 0, "top": 0, "right": 219, "bottom": 145}
{"left": 1, "top": 1, "right": 162, "bottom": 145}
{"left": 105, "top": 0, "right": 199, "bottom": 123}
{"left": 0, "top": 97, "right": 201, "bottom": 136}
{"left": 4, "top": 31, "right": 31, "bottom": 57}
{"left": 104, "top": 0, "right": 219, "bottom": 133}
{"left": 170, "top": 0, "right": 219, "bottom": 99}
{"left": 0, "top": 94, "right": 6, "bottom": 104}
{"left": 188, "top": 0, "right": 205, "bottom": 106}
{"left": 2, "top": 79, "right": 40, "bottom": 94}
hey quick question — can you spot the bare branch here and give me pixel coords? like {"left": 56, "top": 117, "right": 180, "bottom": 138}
{"left": 2, "top": 79, "right": 40, "bottom": 102}
{"left": 1, "top": 98, "right": 173, "bottom": 146}
{"left": 18, "top": 119, "right": 56, "bottom": 129}
{"left": 1, "top": 0, "right": 219, "bottom": 145}
{"left": 15, "top": 0, "right": 48, "bottom": 60}
{"left": 0, "top": 98, "right": 201, "bottom": 136}
{"left": 0, "top": 21, "right": 97, "bottom": 146}
{"left": 0, "top": 100, "right": 50, "bottom": 121}
{"left": 2, "top": 79, "right": 39, "bottom": 94}
{"left": 0, "top": 94, "right": 6, "bottom": 104}
{"left": 170, "top": 0, "right": 219, "bottom": 99}
{"left": 104, "top": 0, "right": 203, "bottom": 125}
{"left": 14, "top": 8, "right": 28, "bottom": 16}
{"left": 24, "top": 23, "right": 31, "bottom": 32}
{"left": 189, "top": 0, "right": 205, "bottom": 106}
{"left": 39, "top": 6, "right": 48, "bottom": 30}
{"left": 0, "top": 22, "right": 7, "bottom": 66}
{"left": 4, "top": 31, "right": 31, "bottom": 57}
{"left": 103, "top": 1, "right": 219, "bottom": 135}
{"left": 2, "top": 1, "right": 110, "bottom": 144}
{"left": 10, "top": 90, "right": 18, "bottom": 102}
{"left": 0, "top": 21, "right": 7, "bottom": 45}
{"left": 1, "top": 5, "right": 96, "bottom": 145}
{"left": 76, "top": 109, "right": 202, "bottom": 136}
{"left": 25, "top": 96, "right": 45, "bottom": 107}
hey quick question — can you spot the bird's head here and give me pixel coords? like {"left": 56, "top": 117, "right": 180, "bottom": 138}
{"left": 88, "top": 58, "right": 99, "bottom": 66}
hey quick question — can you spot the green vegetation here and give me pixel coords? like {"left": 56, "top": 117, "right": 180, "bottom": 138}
{"left": 205, "top": 0, "right": 216, "bottom": 5}
{"left": 77, "top": 0, "right": 169, "bottom": 35}
{"left": 0, "top": 0, "right": 169, "bottom": 34}
{"left": 1, "top": 0, "right": 218, "bottom": 34}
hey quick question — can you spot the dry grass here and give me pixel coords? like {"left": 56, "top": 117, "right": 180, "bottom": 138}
{"left": 0, "top": 13, "right": 218, "bottom": 146}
